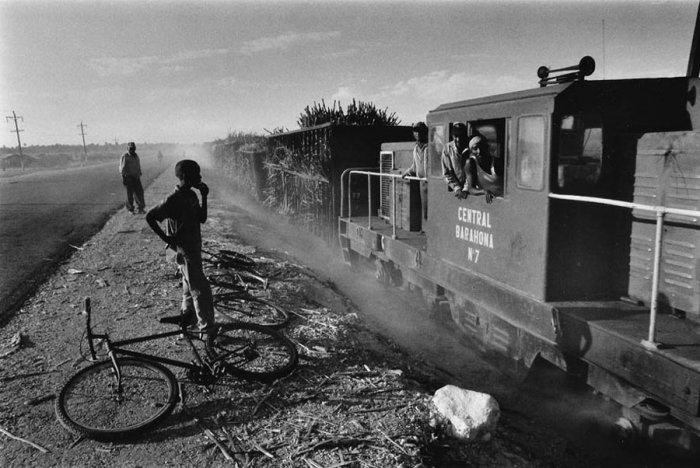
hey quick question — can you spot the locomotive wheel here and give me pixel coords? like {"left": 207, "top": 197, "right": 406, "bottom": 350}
{"left": 633, "top": 398, "right": 669, "bottom": 422}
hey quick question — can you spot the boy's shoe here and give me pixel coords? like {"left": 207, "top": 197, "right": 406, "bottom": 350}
{"left": 203, "top": 326, "right": 221, "bottom": 353}
{"left": 161, "top": 310, "right": 195, "bottom": 327}
{"left": 184, "top": 323, "right": 218, "bottom": 337}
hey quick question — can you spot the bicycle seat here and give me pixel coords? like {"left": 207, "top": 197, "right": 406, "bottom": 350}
{"left": 159, "top": 313, "right": 193, "bottom": 327}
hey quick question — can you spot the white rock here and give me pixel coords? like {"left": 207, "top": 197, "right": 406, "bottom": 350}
{"left": 432, "top": 385, "right": 500, "bottom": 441}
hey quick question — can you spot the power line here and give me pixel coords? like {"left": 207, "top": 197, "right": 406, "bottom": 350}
{"left": 5, "top": 110, "right": 25, "bottom": 170}
{"left": 602, "top": 19, "right": 606, "bottom": 80}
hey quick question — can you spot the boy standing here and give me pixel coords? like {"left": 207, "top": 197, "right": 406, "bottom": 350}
{"left": 146, "top": 160, "right": 216, "bottom": 339}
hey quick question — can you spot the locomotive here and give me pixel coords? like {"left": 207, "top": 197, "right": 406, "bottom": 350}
{"left": 337, "top": 57, "right": 700, "bottom": 450}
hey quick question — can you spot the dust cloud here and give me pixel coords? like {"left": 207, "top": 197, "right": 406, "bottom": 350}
{"left": 206, "top": 170, "right": 511, "bottom": 394}
{"left": 164, "top": 143, "right": 215, "bottom": 169}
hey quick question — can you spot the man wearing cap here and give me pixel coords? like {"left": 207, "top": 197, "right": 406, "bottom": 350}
{"left": 119, "top": 142, "right": 146, "bottom": 214}
{"left": 402, "top": 122, "right": 429, "bottom": 223}
{"left": 441, "top": 123, "right": 470, "bottom": 199}
{"left": 463, "top": 135, "right": 504, "bottom": 203}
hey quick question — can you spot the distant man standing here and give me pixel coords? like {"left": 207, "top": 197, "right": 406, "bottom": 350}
{"left": 119, "top": 142, "right": 145, "bottom": 214}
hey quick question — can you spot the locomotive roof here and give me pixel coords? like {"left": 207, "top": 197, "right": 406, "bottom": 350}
{"left": 429, "top": 76, "right": 691, "bottom": 114}
{"left": 431, "top": 82, "right": 570, "bottom": 113}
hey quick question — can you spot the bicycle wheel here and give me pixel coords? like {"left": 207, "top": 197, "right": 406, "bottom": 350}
{"left": 208, "top": 272, "right": 246, "bottom": 292}
{"left": 55, "top": 358, "right": 179, "bottom": 441}
{"left": 214, "top": 296, "right": 290, "bottom": 329}
{"left": 207, "top": 322, "right": 298, "bottom": 383}
{"left": 208, "top": 270, "right": 267, "bottom": 292}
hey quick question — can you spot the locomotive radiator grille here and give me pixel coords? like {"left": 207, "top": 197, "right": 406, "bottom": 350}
{"left": 379, "top": 151, "right": 394, "bottom": 220}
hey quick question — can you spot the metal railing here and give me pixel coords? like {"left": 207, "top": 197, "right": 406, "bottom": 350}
{"left": 550, "top": 193, "right": 700, "bottom": 350}
{"left": 340, "top": 168, "right": 426, "bottom": 240}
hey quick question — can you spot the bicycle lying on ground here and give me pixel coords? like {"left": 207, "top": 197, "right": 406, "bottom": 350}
{"left": 55, "top": 298, "right": 298, "bottom": 441}
{"left": 202, "top": 247, "right": 291, "bottom": 328}
{"left": 202, "top": 248, "right": 268, "bottom": 290}
{"left": 212, "top": 289, "right": 291, "bottom": 329}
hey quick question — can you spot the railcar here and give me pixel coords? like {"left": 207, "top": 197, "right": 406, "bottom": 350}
{"left": 338, "top": 57, "right": 700, "bottom": 450}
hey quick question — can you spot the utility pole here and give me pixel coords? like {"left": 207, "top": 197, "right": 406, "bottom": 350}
{"left": 78, "top": 121, "right": 88, "bottom": 165}
{"left": 5, "top": 110, "right": 24, "bottom": 170}
{"left": 688, "top": 2, "right": 700, "bottom": 77}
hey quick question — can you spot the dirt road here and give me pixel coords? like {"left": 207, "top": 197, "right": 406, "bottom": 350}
{"left": 0, "top": 158, "right": 166, "bottom": 321}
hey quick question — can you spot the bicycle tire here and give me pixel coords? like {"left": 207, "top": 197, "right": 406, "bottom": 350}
{"left": 208, "top": 272, "right": 246, "bottom": 292}
{"left": 207, "top": 322, "right": 298, "bottom": 383}
{"left": 207, "top": 269, "right": 267, "bottom": 291}
{"left": 214, "top": 296, "right": 290, "bottom": 329}
{"left": 55, "top": 358, "right": 179, "bottom": 441}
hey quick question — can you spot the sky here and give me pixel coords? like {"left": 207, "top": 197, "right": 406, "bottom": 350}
{"left": 0, "top": 0, "right": 698, "bottom": 147}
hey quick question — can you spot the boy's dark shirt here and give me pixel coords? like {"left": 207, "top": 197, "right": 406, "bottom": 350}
{"left": 149, "top": 186, "right": 202, "bottom": 256}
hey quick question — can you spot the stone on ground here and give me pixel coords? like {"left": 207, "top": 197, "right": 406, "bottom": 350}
{"left": 432, "top": 384, "right": 500, "bottom": 441}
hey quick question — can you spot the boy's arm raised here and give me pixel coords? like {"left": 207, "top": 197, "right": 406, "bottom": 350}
{"left": 197, "top": 183, "right": 208, "bottom": 223}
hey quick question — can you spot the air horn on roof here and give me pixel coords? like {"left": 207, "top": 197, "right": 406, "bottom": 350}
{"left": 537, "top": 56, "right": 596, "bottom": 87}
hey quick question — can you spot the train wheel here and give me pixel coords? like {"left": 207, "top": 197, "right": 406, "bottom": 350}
{"left": 633, "top": 398, "right": 669, "bottom": 422}
{"left": 374, "top": 258, "right": 402, "bottom": 287}
{"left": 611, "top": 417, "right": 637, "bottom": 449}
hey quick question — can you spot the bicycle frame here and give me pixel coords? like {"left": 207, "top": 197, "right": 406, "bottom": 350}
{"left": 83, "top": 297, "right": 213, "bottom": 380}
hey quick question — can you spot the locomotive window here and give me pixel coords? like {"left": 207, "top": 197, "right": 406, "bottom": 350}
{"left": 469, "top": 119, "right": 506, "bottom": 197}
{"left": 556, "top": 114, "right": 603, "bottom": 193}
{"left": 516, "top": 115, "right": 545, "bottom": 190}
{"left": 429, "top": 124, "right": 446, "bottom": 177}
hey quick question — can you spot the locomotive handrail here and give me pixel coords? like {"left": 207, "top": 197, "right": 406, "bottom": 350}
{"left": 343, "top": 168, "right": 426, "bottom": 240}
{"left": 340, "top": 166, "right": 378, "bottom": 218}
{"left": 550, "top": 192, "right": 700, "bottom": 351}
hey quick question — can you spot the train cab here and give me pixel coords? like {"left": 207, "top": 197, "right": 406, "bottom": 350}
{"left": 425, "top": 77, "right": 695, "bottom": 304}
{"left": 339, "top": 60, "right": 700, "bottom": 450}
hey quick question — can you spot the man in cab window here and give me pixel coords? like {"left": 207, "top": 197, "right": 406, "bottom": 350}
{"left": 463, "top": 135, "right": 504, "bottom": 203}
{"left": 441, "top": 123, "right": 470, "bottom": 199}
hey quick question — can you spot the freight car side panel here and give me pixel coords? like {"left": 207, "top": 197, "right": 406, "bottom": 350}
{"left": 629, "top": 131, "right": 700, "bottom": 321}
